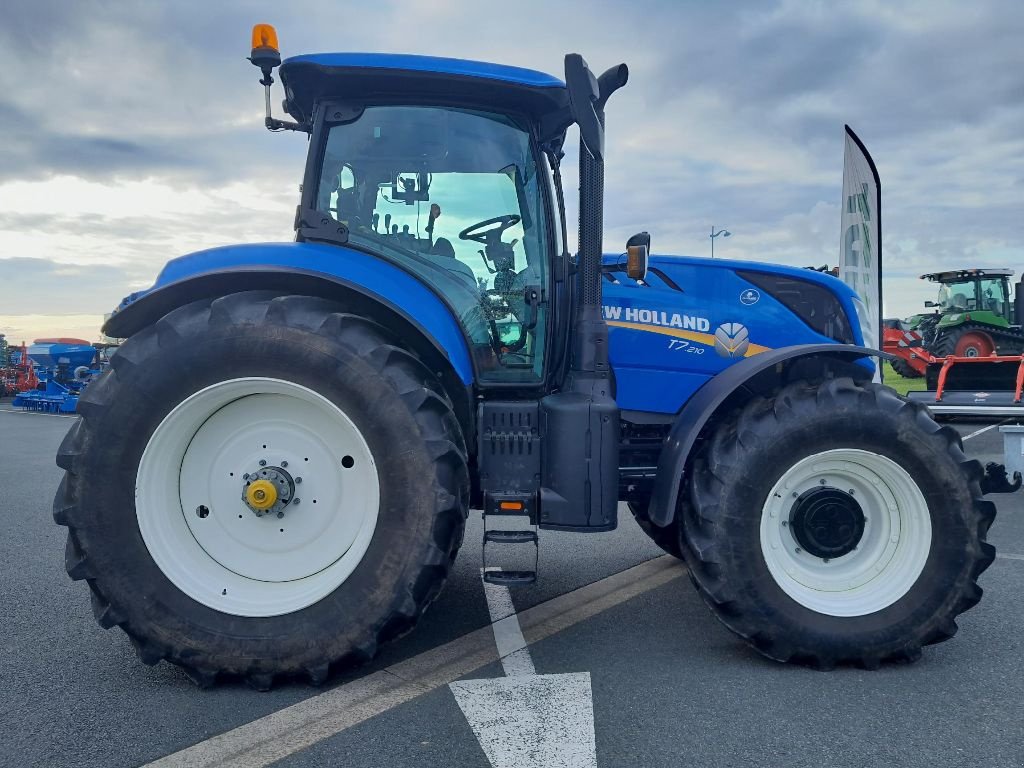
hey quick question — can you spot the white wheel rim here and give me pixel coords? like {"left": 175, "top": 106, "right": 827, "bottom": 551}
{"left": 760, "top": 449, "right": 931, "bottom": 617}
{"left": 136, "top": 378, "right": 380, "bottom": 617}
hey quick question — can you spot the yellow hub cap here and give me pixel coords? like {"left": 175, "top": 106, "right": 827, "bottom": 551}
{"left": 245, "top": 479, "right": 278, "bottom": 510}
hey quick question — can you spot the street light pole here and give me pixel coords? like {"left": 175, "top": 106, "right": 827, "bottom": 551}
{"left": 710, "top": 226, "right": 731, "bottom": 259}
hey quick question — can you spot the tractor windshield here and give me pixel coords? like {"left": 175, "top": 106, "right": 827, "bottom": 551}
{"left": 314, "top": 105, "right": 551, "bottom": 383}
{"left": 936, "top": 277, "right": 1009, "bottom": 318}
{"left": 936, "top": 280, "right": 977, "bottom": 311}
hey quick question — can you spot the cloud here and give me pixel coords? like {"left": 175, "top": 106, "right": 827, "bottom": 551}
{"left": 1, "top": 0, "right": 1021, "bottom": 342}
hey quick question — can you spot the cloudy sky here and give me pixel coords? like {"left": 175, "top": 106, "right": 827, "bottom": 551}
{"left": 1, "top": 0, "right": 1021, "bottom": 343}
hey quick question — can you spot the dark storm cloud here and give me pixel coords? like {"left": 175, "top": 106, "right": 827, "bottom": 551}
{"left": 0, "top": 100, "right": 185, "bottom": 178}
{"left": 0, "top": 0, "right": 1021, "bottom": 323}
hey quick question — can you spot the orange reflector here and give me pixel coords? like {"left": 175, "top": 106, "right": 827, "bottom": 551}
{"left": 251, "top": 23, "right": 279, "bottom": 54}
{"left": 499, "top": 501, "right": 524, "bottom": 511}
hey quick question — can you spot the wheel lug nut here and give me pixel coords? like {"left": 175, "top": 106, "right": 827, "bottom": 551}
{"left": 293, "top": 498, "right": 301, "bottom": 505}
{"left": 259, "top": 459, "right": 267, "bottom": 467}
{"left": 295, "top": 477, "right": 302, "bottom": 484}
{"left": 243, "top": 473, "right": 250, "bottom": 480}
{"left": 848, "top": 489, "right": 855, "bottom": 495}
{"left": 277, "top": 511, "right": 284, "bottom": 519}
{"left": 819, "top": 478, "right": 826, "bottom": 485}
{"left": 281, "top": 460, "right": 288, "bottom": 468}
{"left": 781, "top": 521, "right": 788, "bottom": 527}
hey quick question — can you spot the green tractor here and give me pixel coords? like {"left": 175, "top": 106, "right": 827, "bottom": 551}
{"left": 911, "top": 269, "right": 1023, "bottom": 358}
{"left": 889, "top": 268, "right": 1024, "bottom": 378}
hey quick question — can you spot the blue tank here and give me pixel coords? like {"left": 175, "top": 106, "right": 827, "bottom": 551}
{"left": 27, "top": 341, "right": 96, "bottom": 369}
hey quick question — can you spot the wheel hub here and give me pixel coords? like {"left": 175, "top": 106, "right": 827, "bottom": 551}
{"left": 789, "top": 486, "right": 865, "bottom": 559}
{"left": 242, "top": 464, "right": 295, "bottom": 517}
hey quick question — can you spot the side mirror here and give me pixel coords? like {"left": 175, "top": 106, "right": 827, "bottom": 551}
{"left": 924, "top": 301, "right": 937, "bottom": 308}
{"left": 625, "top": 232, "right": 650, "bottom": 280}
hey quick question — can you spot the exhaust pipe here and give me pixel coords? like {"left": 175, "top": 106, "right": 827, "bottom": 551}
{"left": 538, "top": 56, "right": 628, "bottom": 532}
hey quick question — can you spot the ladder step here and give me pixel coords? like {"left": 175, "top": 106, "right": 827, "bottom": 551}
{"left": 483, "top": 570, "right": 537, "bottom": 586}
{"left": 483, "top": 530, "right": 539, "bottom": 545}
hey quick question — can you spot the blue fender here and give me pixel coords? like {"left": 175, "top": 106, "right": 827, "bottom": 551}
{"left": 105, "top": 242, "right": 475, "bottom": 386}
{"left": 646, "top": 344, "right": 886, "bottom": 528}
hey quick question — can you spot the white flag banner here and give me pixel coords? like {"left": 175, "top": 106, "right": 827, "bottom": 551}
{"left": 840, "top": 124, "right": 882, "bottom": 380}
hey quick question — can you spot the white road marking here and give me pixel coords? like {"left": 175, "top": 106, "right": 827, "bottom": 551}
{"left": 450, "top": 569, "right": 597, "bottom": 767}
{"left": 143, "top": 556, "right": 683, "bottom": 768}
{"left": 997, "top": 552, "right": 1024, "bottom": 562}
{"left": 450, "top": 673, "right": 596, "bottom": 768}
{"left": 481, "top": 573, "right": 536, "bottom": 677}
{"left": 962, "top": 419, "right": 1009, "bottom": 442}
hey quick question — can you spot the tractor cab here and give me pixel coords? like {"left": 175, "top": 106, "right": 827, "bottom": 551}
{"left": 924, "top": 268, "right": 1016, "bottom": 322}
{"left": 907, "top": 268, "right": 1024, "bottom": 359}
{"left": 277, "top": 54, "right": 579, "bottom": 385}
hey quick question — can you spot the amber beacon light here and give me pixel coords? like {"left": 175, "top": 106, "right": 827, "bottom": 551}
{"left": 248, "top": 23, "right": 301, "bottom": 132}
{"left": 249, "top": 24, "right": 281, "bottom": 74}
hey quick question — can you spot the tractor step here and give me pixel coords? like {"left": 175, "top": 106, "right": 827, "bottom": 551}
{"left": 483, "top": 530, "right": 538, "bottom": 545}
{"left": 482, "top": 527, "right": 538, "bottom": 586}
{"left": 483, "top": 569, "right": 537, "bottom": 586}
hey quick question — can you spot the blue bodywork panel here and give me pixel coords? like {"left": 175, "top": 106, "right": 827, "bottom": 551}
{"left": 283, "top": 53, "right": 564, "bottom": 89}
{"left": 113, "top": 243, "right": 864, "bottom": 415}
{"left": 602, "top": 254, "right": 865, "bottom": 414}
{"left": 117, "top": 242, "right": 475, "bottom": 385}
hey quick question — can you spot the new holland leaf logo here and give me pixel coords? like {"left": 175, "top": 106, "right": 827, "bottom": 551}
{"left": 714, "top": 322, "right": 750, "bottom": 358}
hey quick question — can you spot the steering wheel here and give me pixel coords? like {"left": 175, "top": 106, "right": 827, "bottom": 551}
{"left": 458, "top": 214, "right": 521, "bottom": 244}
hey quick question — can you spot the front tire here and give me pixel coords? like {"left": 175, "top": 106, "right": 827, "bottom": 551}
{"left": 55, "top": 293, "right": 469, "bottom": 688}
{"left": 680, "top": 378, "right": 996, "bottom": 668}
{"left": 890, "top": 357, "right": 923, "bottom": 379}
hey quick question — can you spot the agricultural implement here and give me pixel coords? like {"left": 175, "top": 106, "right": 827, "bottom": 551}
{"left": 884, "top": 327, "right": 1024, "bottom": 416}
{"left": 887, "top": 268, "right": 1024, "bottom": 379}
{"left": 12, "top": 339, "right": 97, "bottom": 413}
{"left": 53, "top": 26, "right": 998, "bottom": 688}
{"left": 0, "top": 336, "right": 38, "bottom": 397}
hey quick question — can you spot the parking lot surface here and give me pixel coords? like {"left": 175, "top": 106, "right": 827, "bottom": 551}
{"left": 1, "top": 404, "right": 1022, "bottom": 768}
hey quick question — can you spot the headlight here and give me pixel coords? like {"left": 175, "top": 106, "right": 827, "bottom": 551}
{"left": 851, "top": 296, "right": 876, "bottom": 349}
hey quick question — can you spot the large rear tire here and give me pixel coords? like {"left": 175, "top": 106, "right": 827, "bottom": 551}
{"left": 933, "top": 325, "right": 996, "bottom": 358}
{"left": 55, "top": 292, "right": 469, "bottom": 688}
{"left": 680, "top": 377, "right": 996, "bottom": 668}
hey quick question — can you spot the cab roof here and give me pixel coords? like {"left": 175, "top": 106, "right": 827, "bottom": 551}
{"left": 921, "top": 268, "right": 1014, "bottom": 281}
{"left": 279, "top": 53, "right": 569, "bottom": 130}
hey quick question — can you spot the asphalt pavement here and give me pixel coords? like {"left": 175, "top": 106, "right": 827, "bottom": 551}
{"left": 1, "top": 403, "right": 1022, "bottom": 768}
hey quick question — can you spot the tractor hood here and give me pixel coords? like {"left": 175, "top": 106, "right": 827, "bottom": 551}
{"left": 604, "top": 253, "right": 863, "bottom": 306}
{"left": 659, "top": 254, "right": 861, "bottom": 300}
{"left": 600, "top": 252, "right": 869, "bottom": 414}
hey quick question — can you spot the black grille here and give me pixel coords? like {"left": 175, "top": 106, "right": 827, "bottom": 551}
{"left": 477, "top": 402, "right": 541, "bottom": 494}
{"left": 737, "top": 270, "right": 855, "bottom": 344}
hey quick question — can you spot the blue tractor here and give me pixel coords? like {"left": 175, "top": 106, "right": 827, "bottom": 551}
{"left": 55, "top": 27, "right": 995, "bottom": 688}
